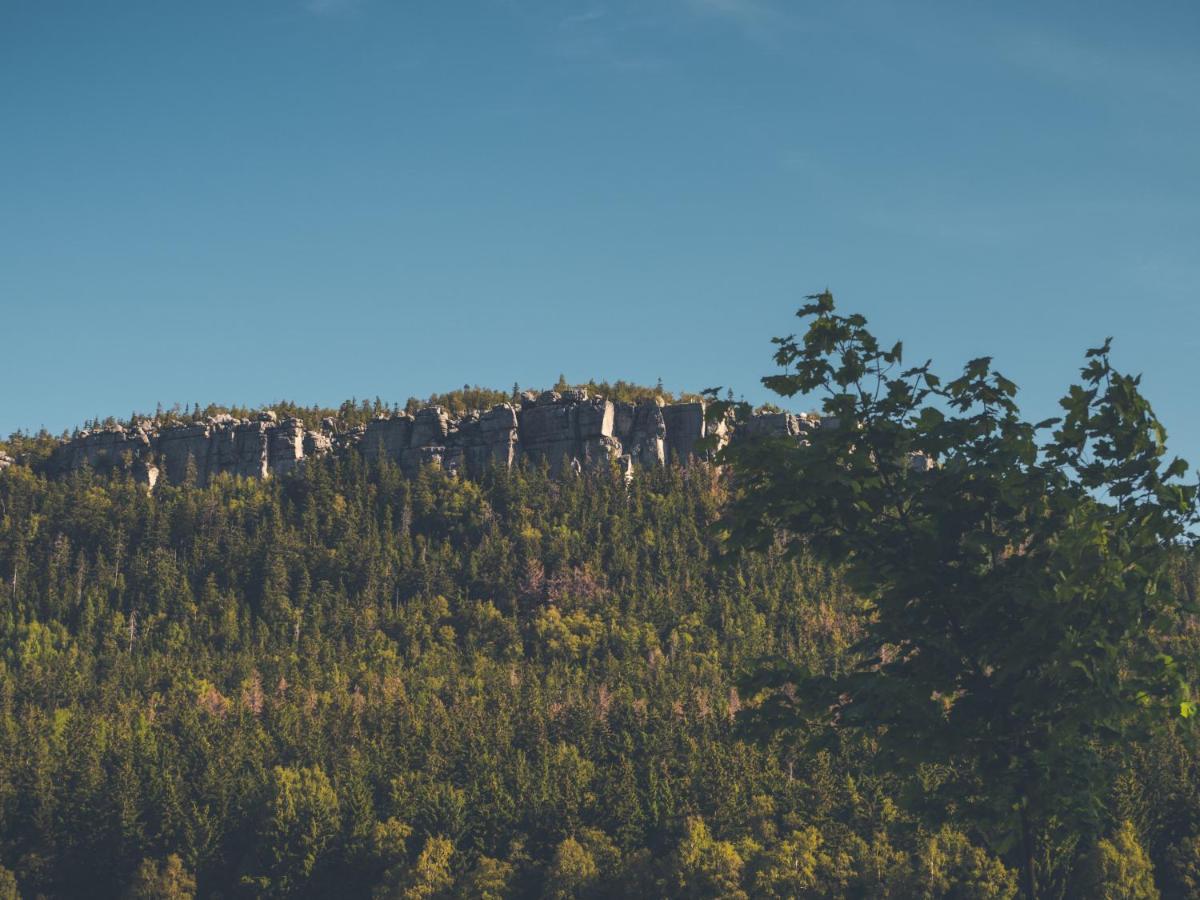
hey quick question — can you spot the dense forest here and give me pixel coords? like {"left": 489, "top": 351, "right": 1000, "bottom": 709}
{"left": 0, "top": 434, "right": 1197, "bottom": 897}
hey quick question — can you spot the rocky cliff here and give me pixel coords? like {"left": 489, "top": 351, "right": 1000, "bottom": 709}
{"left": 38, "top": 391, "right": 819, "bottom": 488}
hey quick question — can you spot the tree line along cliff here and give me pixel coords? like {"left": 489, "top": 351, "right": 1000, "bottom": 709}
{"left": 33, "top": 390, "right": 821, "bottom": 488}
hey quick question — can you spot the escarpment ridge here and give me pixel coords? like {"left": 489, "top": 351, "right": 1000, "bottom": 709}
{"left": 17, "top": 390, "right": 825, "bottom": 488}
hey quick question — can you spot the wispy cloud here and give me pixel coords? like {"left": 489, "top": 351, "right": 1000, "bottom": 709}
{"left": 560, "top": 8, "right": 606, "bottom": 29}
{"left": 678, "top": 0, "right": 792, "bottom": 41}
{"left": 550, "top": 4, "right": 668, "bottom": 71}
{"left": 1127, "top": 249, "right": 1200, "bottom": 304}
{"left": 1002, "top": 29, "right": 1200, "bottom": 107}
{"left": 509, "top": 0, "right": 796, "bottom": 70}
{"left": 304, "top": 0, "right": 364, "bottom": 18}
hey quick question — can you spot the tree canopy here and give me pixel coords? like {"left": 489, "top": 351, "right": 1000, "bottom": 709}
{"left": 709, "top": 292, "right": 1199, "bottom": 897}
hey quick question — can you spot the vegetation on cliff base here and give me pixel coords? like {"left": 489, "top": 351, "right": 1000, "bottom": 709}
{"left": 0, "top": 306, "right": 1197, "bottom": 896}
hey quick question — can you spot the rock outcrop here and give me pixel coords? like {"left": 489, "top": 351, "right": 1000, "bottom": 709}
{"left": 457, "top": 404, "right": 520, "bottom": 474}
{"left": 34, "top": 392, "right": 822, "bottom": 488}
{"left": 613, "top": 401, "right": 667, "bottom": 468}
{"left": 48, "top": 422, "right": 154, "bottom": 474}
{"left": 660, "top": 401, "right": 736, "bottom": 465}
{"left": 739, "top": 411, "right": 819, "bottom": 439}
{"left": 47, "top": 414, "right": 334, "bottom": 487}
{"left": 518, "top": 392, "right": 620, "bottom": 474}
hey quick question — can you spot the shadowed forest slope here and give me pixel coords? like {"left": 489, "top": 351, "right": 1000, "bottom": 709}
{"left": 0, "top": 454, "right": 1196, "bottom": 897}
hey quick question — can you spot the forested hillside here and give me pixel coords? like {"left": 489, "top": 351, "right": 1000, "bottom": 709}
{"left": 0, "top": 447, "right": 1197, "bottom": 897}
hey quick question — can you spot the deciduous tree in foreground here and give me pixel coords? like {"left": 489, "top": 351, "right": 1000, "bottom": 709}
{"left": 709, "top": 292, "right": 1198, "bottom": 898}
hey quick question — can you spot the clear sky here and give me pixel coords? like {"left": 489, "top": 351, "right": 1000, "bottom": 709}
{"left": 3, "top": 1, "right": 1198, "bottom": 460}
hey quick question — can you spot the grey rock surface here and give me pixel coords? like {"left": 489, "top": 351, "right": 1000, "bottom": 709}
{"left": 614, "top": 401, "right": 666, "bottom": 467}
{"left": 411, "top": 407, "right": 449, "bottom": 447}
{"left": 661, "top": 402, "right": 706, "bottom": 465}
{"left": 304, "top": 430, "right": 333, "bottom": 457}
{"left": 363, "top": 415, "right": 413, "bottom": 465}
{"left": 518, "top": 396, "right": 616, "bottom": 474}
{"left": 269, "top": 418, "right": 306, "bottom": 476}
{"left": 39, "top": 392, "right": 832, "bottom": 485}
{"left": 459, "top": 404, "right": 519, "bottom": 476}
{"left": 740, "top": 411, "right": 803, "bottom": 438}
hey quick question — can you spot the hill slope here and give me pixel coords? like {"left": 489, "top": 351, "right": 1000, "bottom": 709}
{"left": 0, "top": 448, "right": 1195, "bottom": 896}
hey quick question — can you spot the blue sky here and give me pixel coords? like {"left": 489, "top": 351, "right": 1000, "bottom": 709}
{"left": 2, "top": 1, "right": 1198, "bottom": 460}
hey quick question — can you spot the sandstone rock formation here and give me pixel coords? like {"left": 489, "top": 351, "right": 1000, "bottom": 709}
{"left": 519, "top": 392, "right": 619, "bottom": 474}
{"left": 48, "top": 423, "right": 154, "bottom": 474}
{"left": 739, "top": 411, "right": 819, "bottom": 439}
{"left": 47, "top": 414, "right": 335, "bottom": 487}
{"left": 458, "top": 404, "right": 520, "bottom": 474}
{"left": 35, "top": 392, "right": 823, "bottom": 488}
{"left": 660, "top": 401, "right": 735, "bottom": 465}
{"left": 613, "top": 401, "right": 667, "bottom": 468}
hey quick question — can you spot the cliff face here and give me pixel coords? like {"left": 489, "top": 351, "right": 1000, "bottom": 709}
{"left": 41, "top": 391, "right": 815, "bottom": 487}
{"left": 343, "top": 390, "right": 743, "bottom": 481}
{"left": 44, "top": 410, "right": 321, "bottom": 489}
